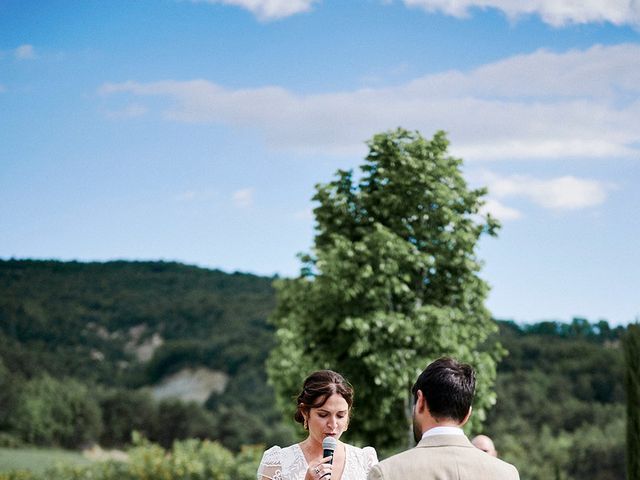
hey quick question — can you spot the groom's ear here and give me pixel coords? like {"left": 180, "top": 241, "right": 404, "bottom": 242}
{"left": 460, "top": 406, "right": 472, "bottom": 427}
{"left": 415, "top": 390, "right": 426, "bottom": 413}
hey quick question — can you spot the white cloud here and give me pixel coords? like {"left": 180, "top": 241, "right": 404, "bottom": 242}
{"left": 99, "top": 43, "right": 640, "bottom": 161}
{"left": 190, "top": 0, "right": 319, "bottom": 20}
{"left": 15, "top": 44, "right": 36, "bottom": 60}
{"left": 104, "top": 103, "right": 148, "bottom": 119}
{"left": 480, "top": 198, "right": 522, "bottom": 221}
{"left": 482, "top": 171, "right": 609, "bottom": 211}
{"left": 232, "top": 188, "right": 254, "bottom": 208}
{"left": 402, "top": 0, "right": 640, "bottom": 26}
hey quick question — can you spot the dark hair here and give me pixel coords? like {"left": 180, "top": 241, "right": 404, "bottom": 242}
{"left": 411, "top": 357, "right": 476, "bottom": 423}
{"left": 294, "top": 370, "right": 354, "bottom": 425}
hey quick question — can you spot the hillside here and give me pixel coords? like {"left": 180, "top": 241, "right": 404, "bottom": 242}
{"left": 0, "top": 259, "right": 275, "bottom": 383}
{"left": 0, "top": 259, "right": 629, "bottom": 479}
{"left": 0, "top": 259, "right": 291, "bottom": 450}
{"left": 484, "top": 320, "right": 626, "bottom": 479}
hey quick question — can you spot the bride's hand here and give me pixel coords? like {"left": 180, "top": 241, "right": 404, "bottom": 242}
{"left": 305, "top": 456, "right": 333, "bottom": 480}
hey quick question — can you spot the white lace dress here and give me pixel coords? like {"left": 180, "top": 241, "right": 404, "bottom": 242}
{"left": 257, "top": 443, "right": 378, "bottom": 480}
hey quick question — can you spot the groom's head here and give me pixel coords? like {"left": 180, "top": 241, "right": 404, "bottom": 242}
{"left": 411, "top": 357, "right": 476, "bottom": 440}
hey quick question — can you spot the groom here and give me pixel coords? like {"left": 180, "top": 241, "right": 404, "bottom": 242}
{"left": 368, "top": 357, "right": 519, "bottom": 480}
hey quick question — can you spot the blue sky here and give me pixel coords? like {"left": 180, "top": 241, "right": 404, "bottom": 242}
{"left": 1, "top": 0, "right": 639, "bottom": 326}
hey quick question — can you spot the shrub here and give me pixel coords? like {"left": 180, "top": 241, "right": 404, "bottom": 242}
{"left": 0, "top": 472, "right": 37, "bottom": 480}
{"left": 149, "top": 399, "right": 217, "bottom": 448}
{"left": 0, "top": 432, "right": 24, "bottom": 448}
{"left": 14, "top": 438, "right": 265, "bottom": 480}
{"left": 9, "top": 375, "right": 102, "bottom": 448}
{"left": 98, "top": 388, "right": 157, "bottom": 448}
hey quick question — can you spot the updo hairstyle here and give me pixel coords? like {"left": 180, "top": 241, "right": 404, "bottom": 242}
{"left": 294, "top": 370, "right": 354, "bottom": 426}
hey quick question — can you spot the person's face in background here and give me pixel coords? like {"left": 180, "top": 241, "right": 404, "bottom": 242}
{"left": 472, "top": 435, "right": 497, "bottom": 457}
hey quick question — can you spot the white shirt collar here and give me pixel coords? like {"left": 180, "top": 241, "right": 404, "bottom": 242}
{"left": 421, "top": 426, "right": 465, "bottom": 440}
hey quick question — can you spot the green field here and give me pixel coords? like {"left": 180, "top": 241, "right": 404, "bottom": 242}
{"left": 0, "top": 448, "right": 92, "bottom": 474}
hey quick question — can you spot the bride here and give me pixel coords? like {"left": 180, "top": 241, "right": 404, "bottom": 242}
{"left": 257, "top": 370, "right": 378, "bottom": 480}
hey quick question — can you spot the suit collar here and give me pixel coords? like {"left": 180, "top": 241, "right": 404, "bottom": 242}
{"left": 421, "top": 426, "right": 465, "bottom": 439}
{"left": 416, "top": 434, "right": 475, "bottom": 449}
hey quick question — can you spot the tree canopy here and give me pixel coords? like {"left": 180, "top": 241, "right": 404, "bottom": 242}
{"left": 268, "top": 128, "right": 503, "bottom": 450}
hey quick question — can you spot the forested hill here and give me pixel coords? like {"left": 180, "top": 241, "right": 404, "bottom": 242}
{"left": 0, "top": 259, "right": 277, "bottom": 386}
{"left": 0, "top": 259, "right": 630, "bottom": 479}
{"left": 484, "top": 320, "right": 626, "bottom": 479}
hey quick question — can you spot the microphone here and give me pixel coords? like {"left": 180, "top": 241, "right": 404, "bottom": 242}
{"left": 322, "top": 436, "right": 337, "bottom": 465}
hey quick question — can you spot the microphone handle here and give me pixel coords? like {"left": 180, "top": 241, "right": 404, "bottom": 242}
{"left": 323, "top": 449, "right": 334, "bottom": 465}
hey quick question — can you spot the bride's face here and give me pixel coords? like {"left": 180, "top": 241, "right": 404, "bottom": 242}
{"left": 305, "top": 393, "right": 350, "bottom": 444}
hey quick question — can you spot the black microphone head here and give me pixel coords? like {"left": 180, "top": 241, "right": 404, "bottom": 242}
{"left": 322, "top": 436, "right": 337, "bottom": 452}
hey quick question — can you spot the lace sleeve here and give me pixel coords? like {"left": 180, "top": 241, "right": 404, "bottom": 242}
{"left": 257, "top": 446, "right": 283, "bottom": 480}
{"left": 362, "top": 446, "right": 379, "bottom": 474}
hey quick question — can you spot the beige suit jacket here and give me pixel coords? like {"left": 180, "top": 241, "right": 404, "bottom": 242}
{"left": 368, "top": 434, "right": 519, "bottom": 480}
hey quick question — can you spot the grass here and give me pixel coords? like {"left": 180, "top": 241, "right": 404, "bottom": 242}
{"left": 0, "top": 447, "right": 92, "bottom": 474}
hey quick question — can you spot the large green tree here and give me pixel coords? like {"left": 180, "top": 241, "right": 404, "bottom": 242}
{"left": 268, "top": 128, "right": 503, "bottom": 450}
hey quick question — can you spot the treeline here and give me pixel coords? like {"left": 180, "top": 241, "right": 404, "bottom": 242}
{"left": 0, "top": 259, "right": 632, "bottom": 480}
{"left": 0, "top": 366, "right": 270, "bottom": 451}
{"left": 486, "top": 319, "right": 627, "bottom": 480}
